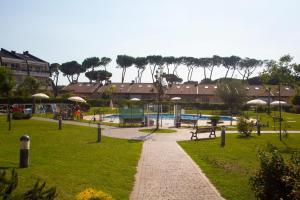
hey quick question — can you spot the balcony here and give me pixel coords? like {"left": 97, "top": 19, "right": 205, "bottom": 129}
{"left": 10, "top": 68, "right": 50, "bottom": 77}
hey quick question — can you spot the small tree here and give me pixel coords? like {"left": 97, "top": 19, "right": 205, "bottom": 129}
{"left": 249, "top": 150, "right": 300, "bottom": 200}
{"left": 49, "top": 63, "right": 60, "bottom": 97}
{"left": 0, "top": 67, "right": 15, "bottom": 97}
{"left": 237, "top": 117, "right": 253, "bottom": 136}
{"left": 216, "top": 79, "right": 246, "bottom": 124}
{"left": 260, "top": 55, "right": 296, "bottom": 140}
{"left": 16, "top": 76, "right": 40, "bottom": 97}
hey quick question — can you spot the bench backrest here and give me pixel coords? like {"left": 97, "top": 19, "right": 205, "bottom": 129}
{"left": 195, "top": 127, "right": 212, "bottom": 133}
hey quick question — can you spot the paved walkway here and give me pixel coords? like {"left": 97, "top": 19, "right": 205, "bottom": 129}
{"left": 31, "top": 117, "right": 300, "bottom": 200}
{"left": 130, "top": 140, "right": 224, "bottom": 200}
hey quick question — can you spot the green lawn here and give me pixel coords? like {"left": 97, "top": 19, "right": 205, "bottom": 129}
{"left": 0, "top": 116, "right": 142, "bottom": 200}
{"left": 179, "top": 134, "right": 300, "bottom": 200}
{"left": 138, "top": 128, "right": 176, "bottom": 133}
{"left": 245, "top": 111, "right": 300, "bottom": 130}
{"left": 83, "top": 107, "right": 118, "bottom": 116}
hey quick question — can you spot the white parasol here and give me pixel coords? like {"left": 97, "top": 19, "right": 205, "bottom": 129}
{"left": 171, "top": 97, "right": 181, "bottom": 101}
{"left": 270, "top": 101, "right": 287, "bottom": 106}
{"left": 130, "top": 98, "right": 141, "bottom": 101}
{"left": 68, "top": 96, "right": 87, "bottom": 103}
{"left": 32, "top": 93, "right": 49, "bottom": 99}
{"left": 246, "top": 99, "right": 267, "bottom": 105}
{"left": 246, "top": 99, "right": 267, "bottom": 122}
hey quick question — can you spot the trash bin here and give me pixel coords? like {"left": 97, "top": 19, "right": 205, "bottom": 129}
{"left": 176, "top": 122, "right": 181, "bottom": 128}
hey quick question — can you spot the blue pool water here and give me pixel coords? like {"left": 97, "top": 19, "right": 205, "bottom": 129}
{"left": 104, "top": 114, "right": 235, "bottom": 121}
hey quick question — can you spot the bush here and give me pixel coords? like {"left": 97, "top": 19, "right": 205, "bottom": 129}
{"left": 76, "top": 188, "right": 114, "bottom": 200}
{"left": 289, "top": 105, "right": 300, "bottom": 114}
{"left": 249, "top": 150, "right": 300, "bottom": 200}
{"left": 0, "top": 169, "right": 56, "bottom": 199}
{"left": 12, "top": 112, "right": 31, "bottom": 120}
{"left": 209, "top": 115, "right": 220, "bottom": 126}
{"left": 237, "top": 117, "right": 253, "bottom": 136}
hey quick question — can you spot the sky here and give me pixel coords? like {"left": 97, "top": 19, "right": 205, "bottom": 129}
{"left": 1, "top": 0, "right": 300, "bottom": 85}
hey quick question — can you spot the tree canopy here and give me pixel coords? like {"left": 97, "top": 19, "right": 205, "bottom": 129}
{"left": 85, "top": 70, "right": 112, "bottom": 84}
{"left": 0, "top": 67, "right": 15, "bottom": 97}
{"left": 59, "top": 61, "right": 84, "bottom": 84}
{"left": 116, "top": 55, "right": 134, "bottom": 83}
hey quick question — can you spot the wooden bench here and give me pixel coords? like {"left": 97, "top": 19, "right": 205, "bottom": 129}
{"left": 190, "top": 126, "right": 216, "bottom": 140}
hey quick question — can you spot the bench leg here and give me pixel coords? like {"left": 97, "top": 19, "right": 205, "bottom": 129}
{"left": 209, "top": 130, "right": 216, "bottom": 138}
{"left": 191, "top": 133, "right": 197, "bottom": 141}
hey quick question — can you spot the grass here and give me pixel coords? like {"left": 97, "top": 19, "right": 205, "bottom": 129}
{"left": 83, "top": 107, "right": 118, "bottom": 116}
{"left": 0, "top": 116, "right": 142, "bottom": 200}
{"left": 244, "top": 110, "right": 300, "bottom": 130}
{"left": 178, "top": 134, "right": 300, "bottom": 200}
{"left": 138, "top": 128, "right": 177, "bottom": 133}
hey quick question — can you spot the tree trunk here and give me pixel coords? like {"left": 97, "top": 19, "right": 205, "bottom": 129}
{"left": 121, "top": 68, "right": 126, "bottom": 83}
{"left": 203, "top": 67, "right": 207, "bottom": 80}
{"left": 230, "top": 68, "right": 236, "bottom": 79}
{"left": 140, "top": 68, "right": 145, "bottom": 83}
{"left": 224, "top": 68, "right": 230, "bottom": 79}
{"left": 209, "top": 67, "right": 214, "bottom": 80}
{"left": 150, "top": 65, "right": 157, "bottom": 82}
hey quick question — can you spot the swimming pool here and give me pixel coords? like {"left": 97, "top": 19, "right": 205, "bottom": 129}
{"left": 104, "top": 114, "right": 235, "bottom": 121}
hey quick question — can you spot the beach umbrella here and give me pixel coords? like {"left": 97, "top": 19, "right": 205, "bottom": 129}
{"left": 171, "top": 97, "right": 181, "bottom": 101}
{"left": 246, "top": 99, "right": 267, "bottom": 105}
{"left": 246, "top": 99, "right": 267, "bottom": 122}
{"left": 68, "top": 96, "right": 86, "bottom": 103}
{"left": 32, "top": 93, "right": 49, "bottom": 99}
{"left": 130, "top": 98, "right": 140, "bottom": 101}
{"left": 271, "top": 101, "right": 287, "bottom": 120}
{"left": 270, "top": 101, "right": 287, "bottom": 106}
{"left": 32, "top": 93, "right": 49, "bottom": 114}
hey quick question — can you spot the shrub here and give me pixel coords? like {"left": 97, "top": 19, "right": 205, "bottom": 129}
{"left": 237, "top": 117, "right": 253, "bottom": 136}
{"left": 289, "top": 105, "right": 300, "bottom": 114}
{"left": 209, "top": 115, "right": 220, "bottom": 126}
{"left": 0, "top": 169, "right": 56, "bottom": 199}
{"left": 76, "top": 188, "right": 114, "bottom": 200}
{"left": 249, "top": 150, "right": 300, "bottom": 200}
{"left": 12, "top": 112, "right": 31, "bottom": 120}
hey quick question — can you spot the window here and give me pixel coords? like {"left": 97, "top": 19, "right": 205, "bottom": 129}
{"left": 147, "top": 85, "right": 151, "bottom": 88}
{"left": 186, "top": 86, "right": 190, "bottom": 88}
{"left": 204, "top": 86, "right": 209, "bottom": 89}
{"left": 214, "top": 86, "right": 217, "bottom": 89}
{"left": 177, "top": 86, "right": 180, "bottom": 89}
{"left": 138, "top": 85, "right": 142, "bottom": 88}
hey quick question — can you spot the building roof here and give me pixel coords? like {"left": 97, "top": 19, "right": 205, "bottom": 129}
{"left": 97, "top": 83, "right": 158, "bottom": 94}
{"left": 63, "top": 82, "right": 295, "bottom": 97}
{"left": 62, "top": 82, "right": 102, "bottom": 94}
{"left": 0, "top": 48, "right": 48, "bottom": 64}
